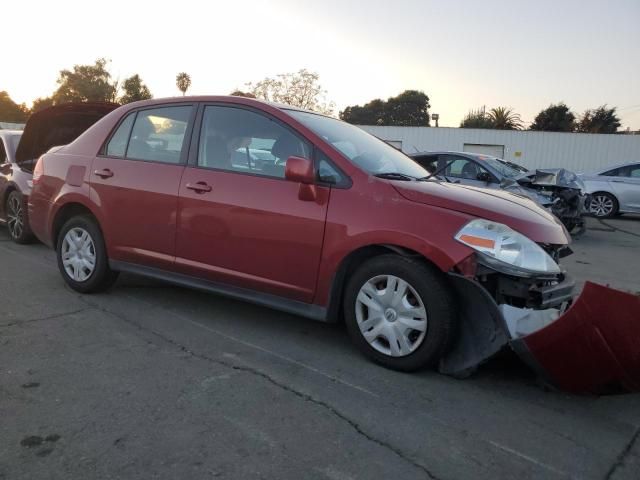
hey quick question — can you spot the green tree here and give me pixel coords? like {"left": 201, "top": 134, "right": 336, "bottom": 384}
{"left": 119, "top": 74, "right": 153, "bottom": 104}
{"left": 340, "top": 99, "right": 386, "bottom": 125}
{"left": 576, "top": 105, "right": 621, "bottom": 133}
{"left": 230, "top": 90, "right": 256, "bottom": 98}
{"left": 0, "top": 91, "right": 29, "bottom": 122}
{"left": 530, "top": 103, "right": 575, "bottom": 131}
{"left": 340, "top": 90, "right": 430, "bottom": 126}
{"left": 176, "top": 72, "right": 192, "bottom": 96}
{"left": 247, "top": 69, "right": 334, "bottom": 115}
{"left": 52, "top": 58, "right": 117, "bottom": 103}
{"left": 488, "top": 107, "right": 523, "bottom": 130}
{"left": 385, "top": 90, "right": 431, "bottom": 126}
{"left": 460, "top": 108, "right": 494, "bottom": 129}
{"left": 31, "top": 97, "right": 55, "bottom": 113}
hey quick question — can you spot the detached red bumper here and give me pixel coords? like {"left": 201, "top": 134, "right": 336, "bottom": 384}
{"left": 515, "top": 282, "right": 640, "bottom": 394}
{"left": 442, "top": 276, "right": 640, "bottom": 394}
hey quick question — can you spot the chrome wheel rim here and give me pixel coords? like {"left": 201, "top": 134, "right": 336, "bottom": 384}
{"left": 6, "top": 195, "right": 23, "bottom": 239}
{"left": 355, "top": 275, "right": 428, "bottom": 357}
{"left": 61, "top": 227, "right": 96, "bottom": 282}
{"left": 590, "top": 195, "right": 614, "bottom": 217}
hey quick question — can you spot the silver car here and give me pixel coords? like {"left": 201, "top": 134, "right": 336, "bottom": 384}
{"left": 0, "top": 130, "right": 23, "bottom": 164}
{"left": 580, "top": 162, "right": 640, "bottom": 218}
{"left": 410, "top": 151, "right": 587, "bottom": 232}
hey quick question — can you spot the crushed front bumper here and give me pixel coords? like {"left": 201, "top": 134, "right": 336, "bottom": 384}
{"left": 441, "top": 275, "right": 640, "bottom": 394}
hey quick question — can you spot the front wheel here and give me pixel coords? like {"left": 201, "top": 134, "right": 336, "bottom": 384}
{"left": 343, "top": 254, "right": 456, "bottom": 372}
{"left": 56, "top": 215, "right": 118, "bottom": 293}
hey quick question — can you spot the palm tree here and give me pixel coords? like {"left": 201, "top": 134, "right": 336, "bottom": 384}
{"left": 488, "top": 107, "right": 523, "bottom": 130}
{"left": 176, "top": 72, "right": 192, "bottom": 96}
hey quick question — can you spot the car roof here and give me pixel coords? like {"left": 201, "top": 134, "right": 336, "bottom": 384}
{"left": 122, "top": 95, "right": 319, "bottom": 115}
{"left": 595, "top": 161, "right": 640, "bottom": 173}
{"left": 411, "top": 151, "right": 498, "bottom": 160}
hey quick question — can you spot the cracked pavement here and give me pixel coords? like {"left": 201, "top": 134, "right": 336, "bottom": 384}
{"left": 1, "top": 216, "right": 639, "bottom": 479}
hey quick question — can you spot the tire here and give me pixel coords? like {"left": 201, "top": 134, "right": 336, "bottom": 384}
{"left": 343, "top": 254, "right": 456, "bottom": 372}
{"left": 5, "top": 190, "right": 34, "bottom": 244}
{"left": 588, "top": 192, "right": 618, "bottom": 218}
{"left": 56, "top": 215, "right": 118, "bottom": 293}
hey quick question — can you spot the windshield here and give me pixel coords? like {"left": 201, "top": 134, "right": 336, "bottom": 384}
{"left": 481, "top": 156, "right": 527, "bottom": 178}
{"left": 287, "top": 110, "right": 428, "bottom": 178}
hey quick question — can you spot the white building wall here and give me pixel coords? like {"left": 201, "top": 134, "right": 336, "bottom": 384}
{"left": 359, "top": 126, "right": 640, "bottom": 173}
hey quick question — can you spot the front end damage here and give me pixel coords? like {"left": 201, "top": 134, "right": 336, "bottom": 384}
{"left": 501, "top": 169, "right": 589, "bottom": 234}
{"left": 441, "top": 253, "right": 640, "bottom": 394}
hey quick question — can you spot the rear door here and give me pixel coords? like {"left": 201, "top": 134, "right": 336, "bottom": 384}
{"left": 610, "top": 164, "right": 640, "bottom": 211}
{"left": 91, "top": 104, "right": 195, "bottom": 269}
{"left": 175, "top": 104, "right": 330, "bottom": 302}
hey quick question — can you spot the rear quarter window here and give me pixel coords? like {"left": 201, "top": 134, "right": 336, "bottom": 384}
{"left": 600, "top": 168, "right": 621, "bottom": 177}
{"left": 106, "top": 113, "right": 135, "bottom": 157}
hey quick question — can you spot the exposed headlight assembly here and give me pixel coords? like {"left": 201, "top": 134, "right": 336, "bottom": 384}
{"left": 455, "top": 219, "right": 560, "bottom": 277}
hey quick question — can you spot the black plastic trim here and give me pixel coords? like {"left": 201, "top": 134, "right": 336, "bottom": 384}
{"left": 109, "top": 260, "right": 328, "bottom": 322}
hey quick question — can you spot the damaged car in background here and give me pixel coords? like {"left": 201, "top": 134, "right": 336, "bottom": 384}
{"left": 0, "top": 102, "right": 119, "bottom": 243}
{"left": 28, "top": 97, "right": 639, "bottom": 396}
{"left": 410, "top": 152, "right": 588, "bottom": 234}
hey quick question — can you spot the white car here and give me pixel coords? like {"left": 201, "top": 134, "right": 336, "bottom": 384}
{"left": 579, "top": 162, "right": 640, "bottom": 218}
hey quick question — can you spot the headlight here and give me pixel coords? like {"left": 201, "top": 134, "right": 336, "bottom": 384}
{"left": 455, "top": 219, "right": 560, "bottom": 276}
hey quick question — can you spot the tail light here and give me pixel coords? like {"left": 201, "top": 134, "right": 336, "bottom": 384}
{"left": 32, "top": 157, "right": 44, "bottom": 185}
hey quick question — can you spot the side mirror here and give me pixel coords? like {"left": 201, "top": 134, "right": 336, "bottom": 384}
{"left": 285, "top": 156, "right": 315, "bottom": 184}
{"left": 477, "top": 171, "right": 491, "bottom": 182}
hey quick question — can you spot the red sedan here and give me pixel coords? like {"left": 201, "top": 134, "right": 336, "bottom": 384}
{"left": 28, "top": 96, "right": 639, "bottom": 393}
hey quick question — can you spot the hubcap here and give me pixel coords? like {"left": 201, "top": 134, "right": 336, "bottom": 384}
{"left": 61, "top": 227, "right": 96, "bottom": 282}
{"left": 590, "top": 195, "right": 614, "bottom": 217}
{"left": 6, "top": 195, "right": 23, "bottom": 239}
{"left": 355, "top": 275, "right": 428, "bottom": 357}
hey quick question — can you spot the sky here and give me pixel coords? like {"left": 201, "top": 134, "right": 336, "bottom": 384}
{"left": 3, "top": 0, "right": 639, "bottom": 129}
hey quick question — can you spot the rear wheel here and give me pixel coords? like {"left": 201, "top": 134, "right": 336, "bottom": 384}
{"left": 5, "top": 190, "right": 33, "bottom": 244}
{"left": 589, "top": 192, "right": 618, "bottom": 218}
{"left": 343, "top": 254, "right": 456, "bottom": 372}
{"left": 56, "top": 215, "right": 118, "bottom": 293}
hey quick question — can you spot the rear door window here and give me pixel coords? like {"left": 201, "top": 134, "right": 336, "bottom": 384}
{"left": 0, "top": 140, "right": 6, "bottom": 164}
{"left": 616, "top": 165, "right": 640, "bottom": 178}
{"left": 126, "top": 106, "right": 192, "bottom": 164}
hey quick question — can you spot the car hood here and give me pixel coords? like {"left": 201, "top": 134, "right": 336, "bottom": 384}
{"left": 393, "top": 180, "right": 569, "bottom": 244}
{"left": 15, "top": 102, "right": 119, "bottom": 165}
{"left": 511, "top": 168, "right": 585, "bottom": 191}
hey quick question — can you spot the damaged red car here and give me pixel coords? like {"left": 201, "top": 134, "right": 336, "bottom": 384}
{"left": 27, "top": 96, "right": 640, "bottom": 394}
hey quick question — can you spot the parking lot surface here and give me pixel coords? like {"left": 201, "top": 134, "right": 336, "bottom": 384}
{"left": 1, "top": 216, "right": 639, "bottom": 480}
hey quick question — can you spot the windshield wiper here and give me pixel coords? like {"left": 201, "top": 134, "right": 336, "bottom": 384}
{"left": 374, "top": 172, "right": 416, "bottom": 181}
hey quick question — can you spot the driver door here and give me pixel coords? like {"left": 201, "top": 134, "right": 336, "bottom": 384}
{"left": 175, "top": 105, "right": 330, "bottom": 303}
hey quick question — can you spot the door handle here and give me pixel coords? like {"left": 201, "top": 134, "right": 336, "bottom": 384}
{"left": 94, "top": 168, "right": 114, "bottom": 179}
{"left": 611, "top": 180, "right": 624, "bottom": 183}
{"left": 186, "top": 182, "right": 212, "bottom": 193}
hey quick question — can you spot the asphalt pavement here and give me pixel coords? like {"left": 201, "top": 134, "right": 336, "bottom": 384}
{"left": 1, "top": 216, "right": 639, "bottom": 480}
